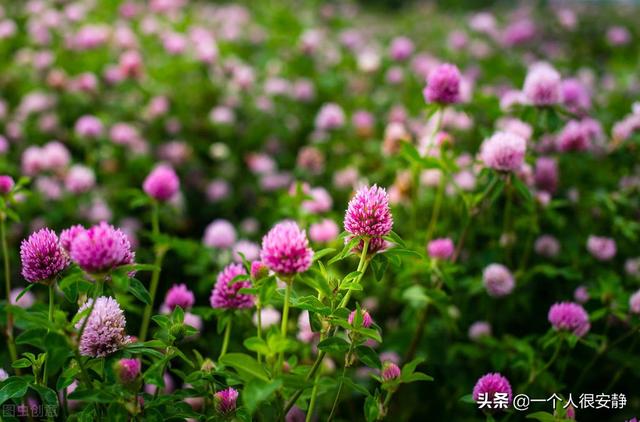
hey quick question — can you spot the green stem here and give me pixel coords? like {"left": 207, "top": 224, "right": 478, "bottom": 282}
{"left": 285, "top": 240, "right": 371, "bottom": 414}
{"left": 377, "top": 390, "right": 395, "bottom": 421}
{"left": 139, "top": 202, "right": 166, "bottom": 341}
{"left": 48, "top": 283, "right": 55, "bottom": 322}
{"left": 425, "top": 176, "right": 446, "bottom": 243}
{"left": 43, "top": 283, "right": 55, "bottom": 385}
{"left": 404, "top": 303, "right": 429, "bottom": 362}
{"left": 278, "top": 280, "right": 293, "bottom": 370}
{"left": 284, "top": 351, "right": 325, "bottom": 414}
{"left": 502, "top": 174, "right": 513, "bottom": 265}
{"left": 1, "top": 216, "right": 18, "bottom": 370}
{"left": 327, "top": 343, "right": 354, "bottom": 422}
{"left": 305, "top": 372, "right": 321, "bottom": 422}
{"left": 528, "top": 340, "right": 561, "bottom": 385}
{"left": 338, "top": 239, "right": 369, "bottom": 309}
{"left": 256, "top": 301, "right": 263, "bottom": 363}
{"left": 219, "top": 318, "right": 232, "bottom": 359}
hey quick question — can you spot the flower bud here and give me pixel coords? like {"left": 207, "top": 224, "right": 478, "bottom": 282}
{"left": 115, "top": 358, "right": 141, "bottom": 385}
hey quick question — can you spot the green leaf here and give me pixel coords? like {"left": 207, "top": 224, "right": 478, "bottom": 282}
{"left": 244, "top": 337, "right": 271, "bottom": 356}
{"left": 313, "top": 248, "right": 336, "bottom": 262}
{"left": 11, "top": 359, "right": 31, "bottom": 369}
{"left": 526, "top": 411, "right": 557, "bottom": 422}
{"left": 355, "top": 346, "right": 381, "bottom": 369}
{"left": 370, "top": 255, "right": 389, "bottom": 282}
{"left": 16, "top": 328, "right": 47, "bottom": 348}
{"left": 364, "top": 394, "right": 380, "bottom": 422}
{"left": 242, "top": 378, "right": 283, "bottom": 415}
{"left": 403, "top": 372, "right": 433, "bottom": 383}
{"left": 219, "top": 353, "right": 270, "bottom": 382}
{"left": 0, "top": 377, "right": 29, "bottom": 404}
{"left": 29, "top": 384, "right": 59, "bottom": 408}
{"left": 401, "top": 357, "right": 425, "bottom": 378}
{"left": 290, "top": 295, "right": 331, "bottom": 316}
{"left": 460, "top": 394, "right": 475, "bottom": 404}
{"left": 317, "top": 337, "right": 350, "bottom": 353}
{"left": 14, "top": 284, "right": 36, "bottom": 302}
{"left": 129, "top": 278, "right": 152, "bottom": 304}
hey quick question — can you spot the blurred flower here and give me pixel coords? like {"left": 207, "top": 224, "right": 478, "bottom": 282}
{"left": 65, "top": 165, "right": 95, "bottom": 194}
{"left": 586, "top": 236, "right": 616, "bottom": 261}
{"left": 164, "top": 284, "right": 195, "bottom": 311}
{"left": 75, "top": 296, "right": 131, "bottom": 357}
{"left": 468, "top": 321, "right": 492, "bottom": 341}
{"left": 389, "top": 36, "right": 414, "bottom": 61}
{"left": 561, "top": 78, "right": 591, "bottom": 113}
{"left": 74, "top": 115, "right": 103, "bottom": 138}
{"left": 20, "top": 228, "right": 69, "bottom": 283}
{"left": 210, "top": 263, "right": 253, "bottom": 309}
{"left": 606, "top": 26, "right": 630, "bottom": 46}
{"left": 557, "top": 120, "right": 592, "bottom": 152}
{"left": 534, "top": 157, "right": 558, "bottom": 194}
{"left": 482, "top": 264, "right": 514, "bottom": 297}
{"left": 534, "top": 234, "right": 560, "bottom": 258}
{"left": 423, "top": 63, "right": 461, "bottom": 104}
{"left": 0, "top": 175, "right": 14, "bottom": 194}
{"left": 523, "top": 62, "right": 561, "bottom": 106}
{"left": 302, "top": 187, "right": 332, "bottom": 213}
{"left": 502, "top": 19, "right": 536, "bottom": 47}
{"left": 252, "top": 306, "right": 281, "bottom": 329}
{"left": 143, "top": 164, "right": 180, "bottom": 202}
{"left": 548, "top": 302, "right": 590, "bottom": 337}
{"left": 203, "top": 219, "right": 237, "bottom": 249}
{"left": 297, "top": 311, "right": 319, "bottom": 344}
{"left": 480, "top": 132, "right": 526, "bottom": 172}
{"left": 315, "top": 103, "right": 345, "bottom": 131}
{"left": 427, "top": 238, "right": 454, "bottom": 260}
{"left": 309, "top": 219, "right": 340, "bottom": 244}
{"left": 297, "top": 147, "right": 325, "bottom": 175}
{"left": 629, "top": 290, "right": 640, "bottom": 314}
{"left": 10, "top": 287, "right": 35, "bottom": 308}
{"left": 260, "top": 221, "right": 313, "bottom": 276}
{"left": 232, "top": 240, "right": 260, "bottom": 262}
{"left": 574, "top": 286, "right": 589, "bottom": 304}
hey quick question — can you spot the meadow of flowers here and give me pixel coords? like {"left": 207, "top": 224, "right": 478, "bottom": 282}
{"left": 0, "top": 0, "right": 639, "bottom": 421}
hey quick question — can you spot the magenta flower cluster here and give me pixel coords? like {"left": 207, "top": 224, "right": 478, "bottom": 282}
{"left": 472, "top": 372, "right": 513, "bottom": 405}
{"left": 260, "top": 221, "right": 313, "bottom": 275}
{"left": 214, "top": 387, "right": 239, "bottom": 414}
{"left": 210, "top": 263, "right": 254, "bottom": 309}
{"left": 115, "top": 358, "right": 141, "bottom": 384}
{"left": 75, "top": 296, "right": 131, "bottom": 357}
{"left": 482, "top": 264, "right": 515, "bottom": 297}
{"left": 427, "top": 238, "right": 454, "bottom": 260}
{"left": 20, "top": 228, "right": 69, "bottom": 283}
{"left": 69, "top": 222, "right": 135, "bottom": 274}
{"left": 143, "top": 163, "right": 180, "bottom": 202}
{"left": 423, "top": 63, "right": 461, "bottom": 104}
{"left": 548, "top": 302, "right": 590, "bottom": 337}
{"left": 381, "top": 362, "right": 401, "bottom": 381}
{"left": 344, "top": 185, "right": 393, "bottom": 238}
{"left": 348, "top": 309, "right": 373, "bottom": 328}
{"left": 480, "top": 132, "right": 526, "bottom": 172}
{"left": 164, "top": 283, "right": 195, "bottom": 311}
